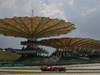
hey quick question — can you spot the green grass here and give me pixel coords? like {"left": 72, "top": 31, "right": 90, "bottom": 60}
{"left": 0, "top": 67, "right": 39, "bottom": 70}
{"left": 0, "top": 50, "right": 48, "bottom": 64}
{"left": 0, "top": 51, "right": 21, "bottom": 61}
{"left": 61, "top": 56, "right": 100, "bottom": 64}
{"left": 16, "top": 56, "right": 47, "bottom": 64}
{"left": 1, "top": 71, "right": 100, "bottom": 74}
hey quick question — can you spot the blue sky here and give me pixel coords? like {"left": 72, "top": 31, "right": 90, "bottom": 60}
{"left": 0, "top": 0, "right": 100, "bottom": 49}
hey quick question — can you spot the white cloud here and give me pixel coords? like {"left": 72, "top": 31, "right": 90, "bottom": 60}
{"left": 81, "top": 8, "right": 97, "bottom": 16}
{"left": 68, "top": 0, "right": 74, "bottom": 7}
{"left": 40, "top": 2, "right": 68, "bottom": 21}
{"left": 0, "top": 0, "right": 16, "bottom": 8}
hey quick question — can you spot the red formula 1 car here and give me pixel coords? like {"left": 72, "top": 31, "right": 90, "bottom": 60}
{"left": 40, "top": 66, "right": 66, "bottom": 72}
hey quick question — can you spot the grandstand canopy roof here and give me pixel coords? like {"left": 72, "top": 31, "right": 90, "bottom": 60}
{"left": 0, "top": 17, "right": 75, "bottom": 40}
{"left": 41, "top": 38, "right": 100, "bottom": 49}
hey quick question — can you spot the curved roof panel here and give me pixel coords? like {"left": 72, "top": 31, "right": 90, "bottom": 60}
{"left": 41, "top": 38, "right": 100, "bottom": 49}
{"left": 0, "top": 17, "right": 75, "bottom": 39}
